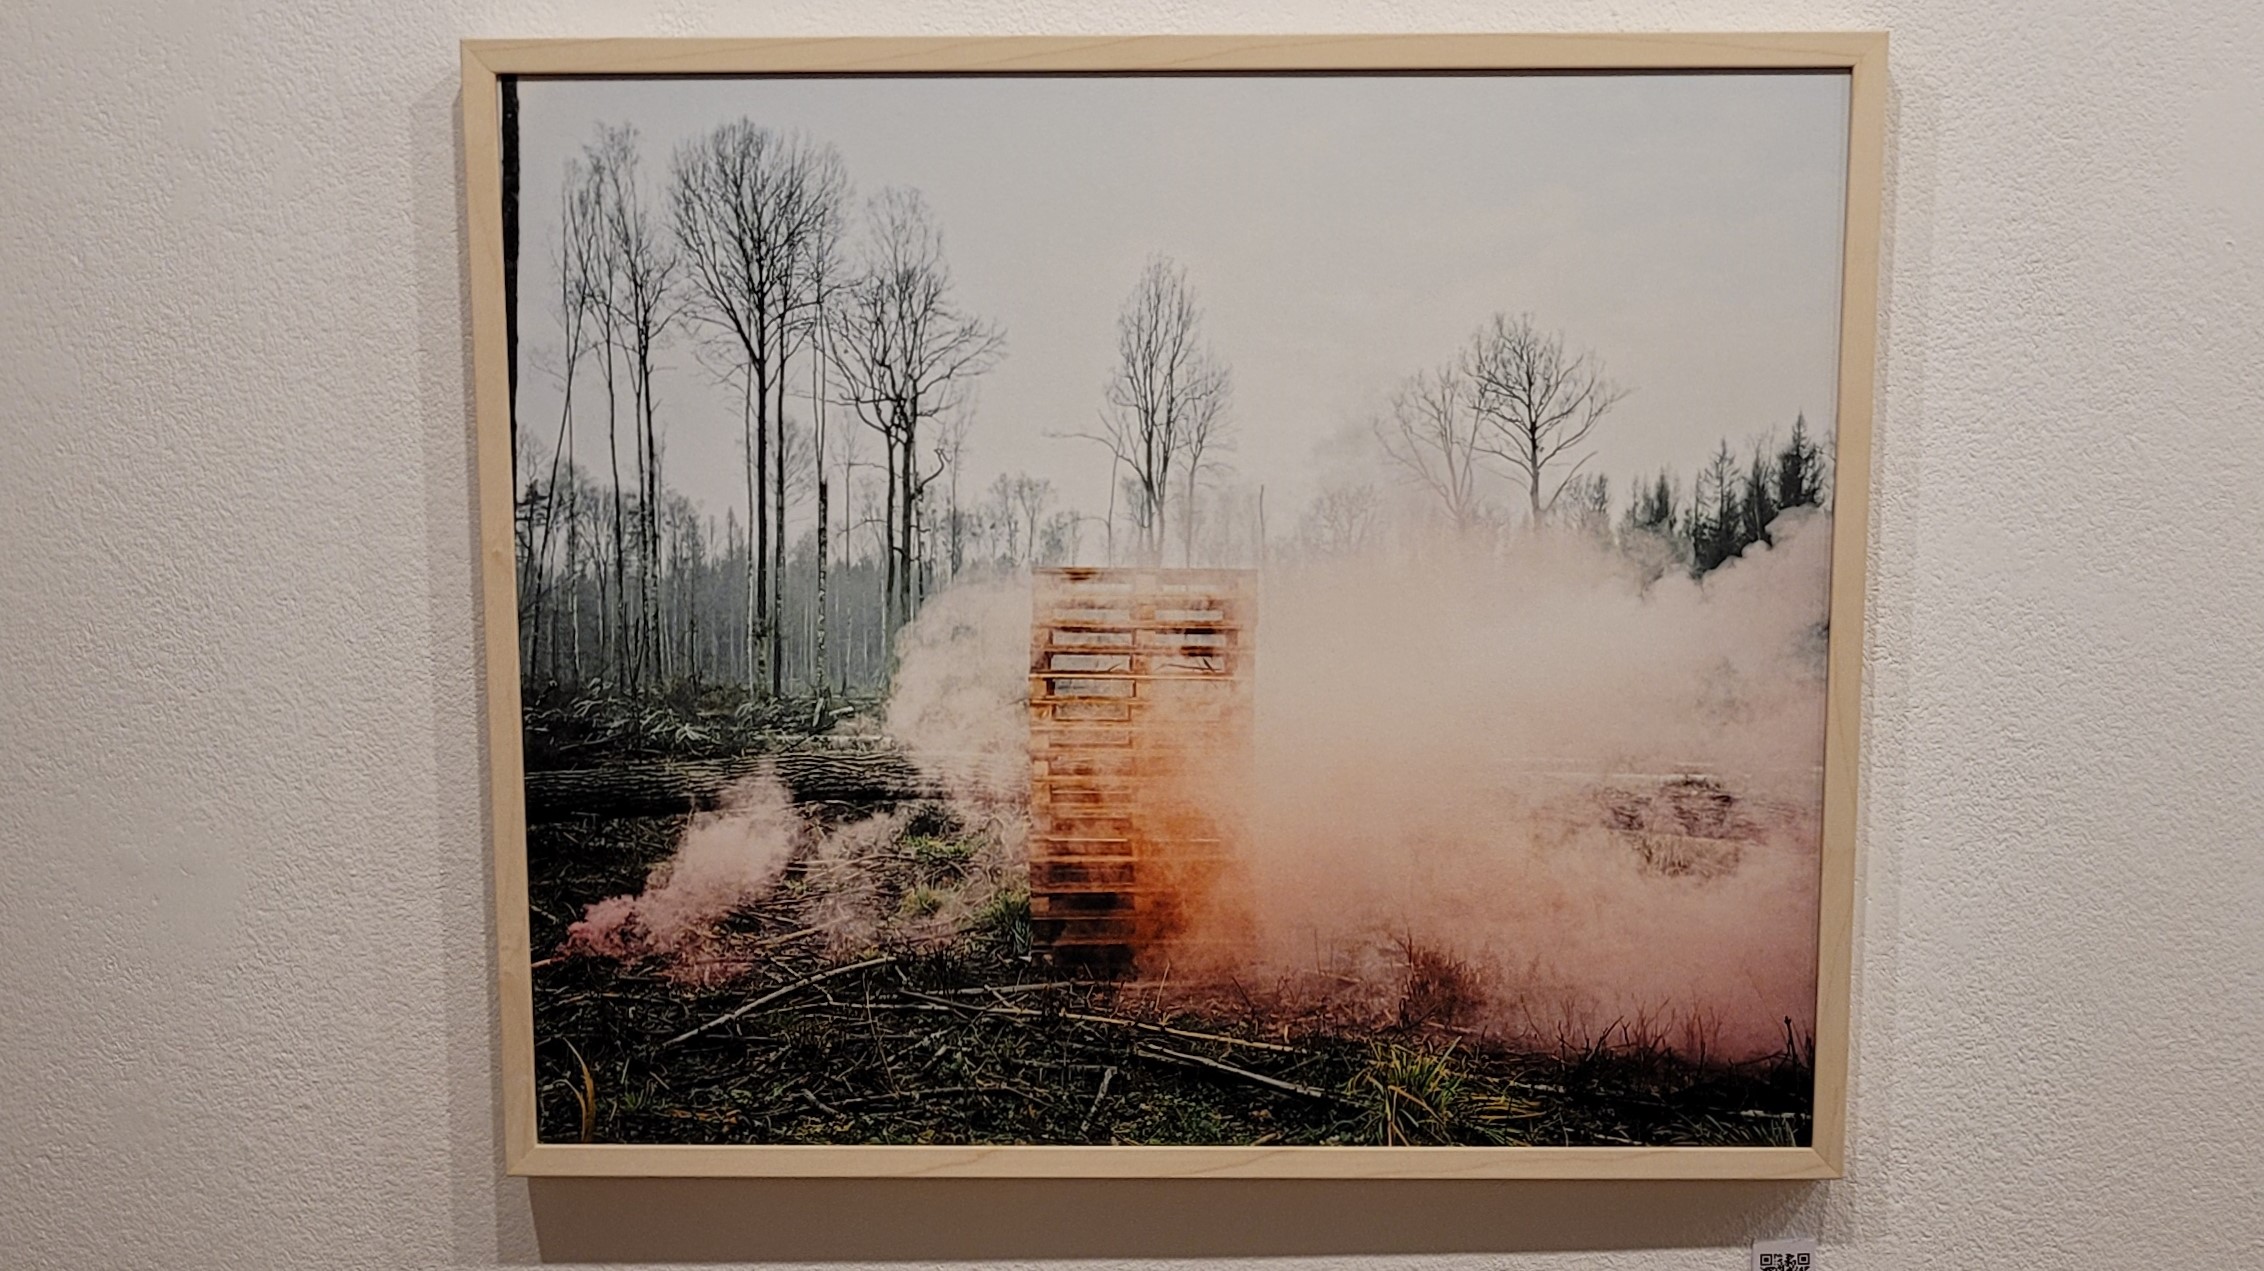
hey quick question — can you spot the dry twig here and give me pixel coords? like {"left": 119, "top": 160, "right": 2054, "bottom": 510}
{"left": 662, "top": 956, "right": 895, "bottom": 1048}
{"left": 894, "top": 989, "right": 1299, "bottom": 1054}
{"left": 1080, "top": 1065, "right": 1116, "bottom": 1134}
{"left": 1134, "top": 1044, "right": 1339, "bottom": 1102}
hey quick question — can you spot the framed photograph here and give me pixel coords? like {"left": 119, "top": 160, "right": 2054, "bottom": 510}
{"left": 463, "top": 33, "right": 1884, "bottom": 1179}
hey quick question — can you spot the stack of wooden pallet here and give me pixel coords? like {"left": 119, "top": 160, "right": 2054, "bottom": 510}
{"left": 1026, "top": 567, "right": 1256, "bottom": 970}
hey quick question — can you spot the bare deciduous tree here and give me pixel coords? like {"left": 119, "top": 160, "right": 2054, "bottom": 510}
{"left": 1038, "top": 510, "right": 1085, "bottom": 566}
{"left": 768, "top": 149, "right": 848, "bottom": 695}
{"left": 1176, "top": 377, "right": 1232, "bottom": 567}
{"left": 972, "top": 472, "right": 1055, "bottom": 570}
{"left": 802, "top": 239, "right": 848, "bottom": 695}
{"left": 1461, "top": 312, "right": 1625, "bottom": 529}
{"left": 829, "top": 188, "right": 1003, "bottom": 635}
{"left": 572, "top": 128, "right": 660, "bottom": 688}
{"left": 1299, "top": 481, "right": 1382, "bottom": 557}
{"left": 1554, "top": 473, "right": 1613, "bottom": 541}
{"left": 590, "top": 125, "right": 679, "bottom": 688}
{"left": 1010, "top": 474, "right": 1054, "bottom": 565}
{"left": 1375, "top": 361, "right": 1487, "bottom": 532}
{"left": 1074, "top": 256, "right": 1232, "bottom": 564}
{"left": 522, "top": 162, "right": 604, "bottom": 677}
{"left": 930, "top": 403, "right": 974, "bottom": 579}
{"left": 672, "top": 122, "right": 847, "bottom": 697}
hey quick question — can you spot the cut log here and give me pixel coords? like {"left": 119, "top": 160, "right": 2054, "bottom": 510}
{"left": 524, "top": 747, "right": 935, "bottom": 823}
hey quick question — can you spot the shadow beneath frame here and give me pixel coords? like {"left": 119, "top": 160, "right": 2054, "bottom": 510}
{"left": 527, "top": 1177, "right": 1823, "bottom": 1261}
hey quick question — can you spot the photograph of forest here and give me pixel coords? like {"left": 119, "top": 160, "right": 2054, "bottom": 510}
{"left": 505, "top": 70, "right": 1852, "bottom": 1148}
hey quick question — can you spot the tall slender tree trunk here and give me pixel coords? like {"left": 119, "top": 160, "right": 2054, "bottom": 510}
{"left": 1256, "top": 485, "right": 1268, "bottom": 571}
{"left": 753, "top": 354, "right": 771, "bottom": 700}
{"left": 629, "top": 363, "right": 645, "bottom": 688}
{"left": 563, "top": 540, "right": 579, "bottom": 686}
{"left": 882, "top": 424, "right": 899, "bottom": 644}
{"left": 814, "top": 476, "right": 829, "bottom": 694}
{"left": 565, "top": 466, "right": 582, "bottom": 685}
{"left": 602, "top": 339, "right": 628, "bottom": 689}
{"left": 595, "top": 540, "right": 611, "bottom": 681}
{"left": 683, "top": 526, "right": 698, "bottom": 688}
{"left": 637, "top": 342, "right": 660, "bottom": 687}
{"left": 1104, "top": 458, "right": 1118, "bottom": 565}
{"left": 811, "top": 328, "right": 830, "bottom": 699}
{"left": 897, "top": 428, "right": 916, "bottom": 632}
{"left": 628, "top": 360, "right": 644, "bottom": 688}
{"left": 771, "top": 341, "right": 789, "bottom": 698}
{"left": 527, "top": 361, "right": 576, "bottom": 679}
{"left": 742, "top": 369, "right": 760, "bottom": 701}
{"left": 1183, "top": 465, "right": 1199, "bottom": 567}
{"left": 649, "top": 364, "right": 663, "bottom": 683}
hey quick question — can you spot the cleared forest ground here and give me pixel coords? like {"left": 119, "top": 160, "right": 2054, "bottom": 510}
{"left": 523, "top": 700, "right": 1814, "bottom": 1148}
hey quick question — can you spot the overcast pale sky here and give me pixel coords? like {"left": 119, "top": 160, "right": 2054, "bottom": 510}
{"left": 513, "top": 72, "right": 1849, "bottom": 529}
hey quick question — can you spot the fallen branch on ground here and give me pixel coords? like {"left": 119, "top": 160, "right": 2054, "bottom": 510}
{"left": 662, "top": 956, "right": 895, "bottom": 1048}
{"left": 832, "top": 1085, "right": 1029, "bottom": 1108}
{"left": 893, "top": 989, "right": 1300, "bottom": 1054}
{"left": 525, "top": 747, "right": 933, "bottom": 823}
{"left": 1134, "top": 1043, "right": 1340, "bottom": 1102}
{"left": 1080, "top": 1066, "right": 1116, "bottom": 1134}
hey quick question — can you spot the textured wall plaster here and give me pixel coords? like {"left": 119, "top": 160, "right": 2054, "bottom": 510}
{"left": 2, "top": 1, "right": 2259, "bottom": 1268}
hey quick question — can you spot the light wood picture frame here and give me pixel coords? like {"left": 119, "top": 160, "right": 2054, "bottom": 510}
{"left": 455, "top": 32, "right": 1874, "bottom": 1178}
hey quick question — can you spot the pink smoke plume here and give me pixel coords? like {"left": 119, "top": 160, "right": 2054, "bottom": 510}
{"left": 563, "top": 771, "right": 804, "bottom": 978}
{"left": 1197, "top": 510, "right": 1834, "bottom": 1057}
{"left": 784, "top": 516, "right": 1832, "bottom": 1058}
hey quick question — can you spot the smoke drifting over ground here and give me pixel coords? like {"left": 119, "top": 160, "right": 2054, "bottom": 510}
{"left": 564, "top": 521, "right": 1828, "bottom": 1057}
{"left": 883, "top": 578, "right": 1034, "bottom": 804}
{"left": 1230, "top": 512, "right": 1831, "bottom": 1057}
{"left": 563, "top": 773, "right": 804, "bottom": 978}
{"left": 889, "top": 517, "right": 1830, "bottom": 1058}
{"left": 562, "top": 582, "right": 1035, "bottom": 978}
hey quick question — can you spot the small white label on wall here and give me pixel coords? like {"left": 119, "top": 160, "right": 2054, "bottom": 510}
{"left": 1753, "top": 1236, "right": 1818, "bottom": 1271}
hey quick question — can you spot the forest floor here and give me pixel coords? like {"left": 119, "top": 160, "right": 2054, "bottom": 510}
{"left": 523, "top": 692, "right": 1815, "bottom": 1148}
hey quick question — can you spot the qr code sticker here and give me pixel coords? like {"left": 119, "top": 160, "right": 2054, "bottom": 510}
{"left": 1752, "top": 1237, "right": 1817, "bottom": 1271}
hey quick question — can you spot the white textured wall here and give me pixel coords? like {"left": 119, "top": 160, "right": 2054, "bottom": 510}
{"left": 3, "top": 0, "right": 2259, "bottom": 1267}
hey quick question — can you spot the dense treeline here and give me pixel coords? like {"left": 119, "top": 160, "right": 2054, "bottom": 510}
{"left": 1601, "top": 412, "right": 1831, "bottom": 576}
{"left": 516, "top": 456, "right": 1095, "bottom": 698}
{"left": 1365, "top": 309, "right": 1831, "bottom": 577}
